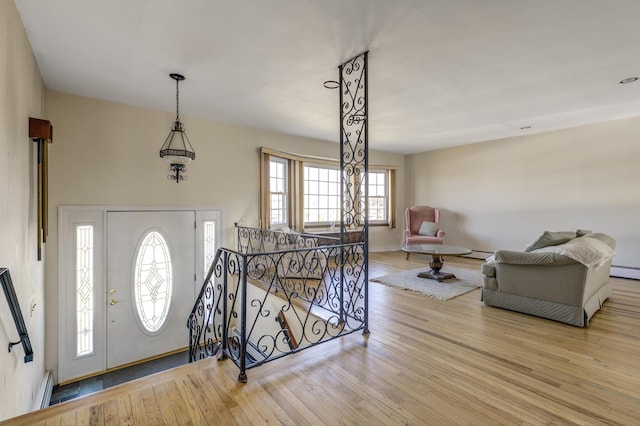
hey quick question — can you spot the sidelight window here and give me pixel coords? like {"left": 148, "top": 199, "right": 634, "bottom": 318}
{"left": 203, "top": 220, "right": 216, "bottom": 276}
{"left": 76, "top": 225, "right": 94, "bottom": 357}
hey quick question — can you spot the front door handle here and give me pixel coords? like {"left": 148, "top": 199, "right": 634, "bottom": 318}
{"left": 109, "top": 299, "right": 120, "bottom": 305}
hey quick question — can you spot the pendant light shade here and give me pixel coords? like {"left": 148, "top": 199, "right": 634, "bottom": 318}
{"left": 160, "top": 120, "right": 195, "bottom": 165}
{"left": 160, "top": 73, "right": 195, "bottom": 182}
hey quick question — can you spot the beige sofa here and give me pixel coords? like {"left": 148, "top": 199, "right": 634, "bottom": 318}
{"left": 481, "top": 231, "right": 615, "bottom": 327}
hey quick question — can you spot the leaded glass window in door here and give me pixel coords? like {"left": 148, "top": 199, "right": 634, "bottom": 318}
{"left": 134, "top": 231, "right": 173, "bottom": 333}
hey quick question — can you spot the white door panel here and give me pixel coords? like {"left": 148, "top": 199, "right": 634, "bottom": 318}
{"left": 106, "top": 211, "right": 195, "bottom": 368}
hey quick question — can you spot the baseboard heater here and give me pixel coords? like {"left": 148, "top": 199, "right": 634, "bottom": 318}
{"left": 33, "top": 370, "right": 54, "bottom": 410}
{"left": 611, "top": 266, "right": 640, "bottom": 280}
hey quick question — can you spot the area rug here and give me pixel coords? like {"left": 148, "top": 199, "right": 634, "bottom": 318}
{"left": 370, "top": 265, "right": 481, "bottom": 300}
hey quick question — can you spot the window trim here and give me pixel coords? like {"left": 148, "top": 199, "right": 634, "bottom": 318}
{"left": 366, "top": 169, "right": 390, "bottom": 225}
{"left": 268, "top": 156, "right": 289, "bottom": 226}
{"left": 303, "top": 162, "right": 341, "bottom": 227}
{"left": 259, "top": 147, "right": 396, "bottom": 230}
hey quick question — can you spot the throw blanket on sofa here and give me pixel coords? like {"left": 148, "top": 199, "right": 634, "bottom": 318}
{"left": 533, "top": 236, "right": 615, "bottom": 270}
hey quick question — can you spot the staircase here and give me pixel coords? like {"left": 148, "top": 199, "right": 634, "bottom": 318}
{"left": 187, "top": 225, "right": 368, "bottom": 382}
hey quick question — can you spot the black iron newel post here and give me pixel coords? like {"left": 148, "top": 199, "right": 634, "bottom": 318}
{"left": 338, "top": 51, "right": 369, "bottom": 333}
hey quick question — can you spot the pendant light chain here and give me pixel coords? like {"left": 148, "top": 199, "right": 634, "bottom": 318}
{"left": 175, "top": 77, "right": 180, "bottom": 123}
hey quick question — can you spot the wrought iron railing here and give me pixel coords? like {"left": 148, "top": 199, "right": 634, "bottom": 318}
{"left": 1, "top": 268, "right": 34, "bottom": 363}
{"left": 188, "top": 225, "right": 368, "bottom": 382}
{"left": 189, "top": 51, "right": 370, "bottom": 382}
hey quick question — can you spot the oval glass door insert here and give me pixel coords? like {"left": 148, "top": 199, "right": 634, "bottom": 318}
{"left": 134, "top": 231, "right": 173, "bottom": 333}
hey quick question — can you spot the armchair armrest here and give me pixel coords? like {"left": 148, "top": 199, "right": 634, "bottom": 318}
{"left": 436, "top": 229, "right": 445, "bottom": 238}
{"left": 494, "top": 250, "right": 575, "bottom": 266}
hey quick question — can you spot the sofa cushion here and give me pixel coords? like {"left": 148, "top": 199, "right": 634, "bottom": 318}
{"left": 418, "top": 221, "right": 438, "bottom": 236}
{"left": 406, "top": 235, "right": 444, "bottom": 245}
{"left": 524, "top": 231, "right": 577, "bottom": 252}
{"left": 533, "top": 236, "right": 616, "bottom": 270}
{"left": 495, "top": 250, "right": 575, "bottom": 265}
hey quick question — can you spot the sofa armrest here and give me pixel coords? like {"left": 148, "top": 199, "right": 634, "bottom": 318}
{"left": 481, "top": 261, "right": 496, "bottom": 277}
{"left": 436, "top": 229, "right": 445, "bottom": 238}
{"left": 584, "top": 232, "right": 616, "bottom": 250}
{"left": 494, "top": 250, "right": 576, "bottom": 266}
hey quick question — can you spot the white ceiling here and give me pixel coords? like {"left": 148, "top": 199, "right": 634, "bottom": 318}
{"left": 15, "top": 0, "right": 640, "bottom": 154}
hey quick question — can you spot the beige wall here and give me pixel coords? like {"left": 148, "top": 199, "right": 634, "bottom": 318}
{"left": 406, "top": 117, "right": 640, "bottom": 268}
{"left": 0, "top": 0, "right": 47, "bottom": 420}
{"left": 44, "top": 91, "right": 405, "bottom": 380}
{"left": 6, "top": 0, "right": 638, "bottom": 417}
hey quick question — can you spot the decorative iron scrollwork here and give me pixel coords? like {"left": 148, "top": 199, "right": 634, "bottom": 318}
{"left": 189, "top": 225, "right": 367, "bottom": 382}
{"left": 189, "top": 52, "right": 370, "bottom": 381}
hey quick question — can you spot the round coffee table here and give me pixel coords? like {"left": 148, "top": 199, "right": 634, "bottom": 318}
{"left": 401, "top": 244, "right": 472, "bottom": 282}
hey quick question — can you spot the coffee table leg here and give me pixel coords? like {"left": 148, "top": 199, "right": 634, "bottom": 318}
{"left": 417, "top": 254, "right": 457, "bottom": 282}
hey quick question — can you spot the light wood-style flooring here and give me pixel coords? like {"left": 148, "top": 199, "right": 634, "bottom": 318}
{"left": 4, "top": 252, "right": 640, "bottom": 425}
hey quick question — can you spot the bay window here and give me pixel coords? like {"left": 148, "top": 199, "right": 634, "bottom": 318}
{"left": 260, "top": 147, "right": 395, "bottom": 230}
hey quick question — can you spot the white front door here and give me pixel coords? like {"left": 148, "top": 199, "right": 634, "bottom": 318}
{"left": 58, "top": 206, "right": 222, "bottom": 383}
{"left": 106, "top": 211, "right": 195, "bottom": 368}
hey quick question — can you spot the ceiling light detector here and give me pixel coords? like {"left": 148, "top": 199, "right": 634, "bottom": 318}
{"left": 619, "top": 77, "right": 639, "bottom": 84}
{"left": 323, "top": 80, "right": 339, "bottom": 89}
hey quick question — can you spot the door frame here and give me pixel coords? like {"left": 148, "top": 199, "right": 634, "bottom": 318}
{"left": 57, "top": 205, "right": 225, "bottom": 384}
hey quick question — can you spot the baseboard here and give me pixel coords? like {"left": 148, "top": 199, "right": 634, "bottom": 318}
{"left": 33, "top": 370, "right": 53, "bottom": 411}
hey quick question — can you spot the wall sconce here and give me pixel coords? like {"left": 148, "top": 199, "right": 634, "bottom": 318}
{"left": 159, "top": 73, "right": 195, "bottom": 183}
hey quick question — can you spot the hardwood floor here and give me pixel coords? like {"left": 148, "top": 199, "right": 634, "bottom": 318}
{"left": 5, "top": 252, "right": 640, "bottom": 425}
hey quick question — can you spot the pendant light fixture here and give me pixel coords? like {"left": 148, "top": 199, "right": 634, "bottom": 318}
{"left": 159, "top": 73, "right": 195, "bottom": 183}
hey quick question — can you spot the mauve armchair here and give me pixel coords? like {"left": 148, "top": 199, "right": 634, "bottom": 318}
{"left": 404, "top": 206, "right": 445, "bottom": 259}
